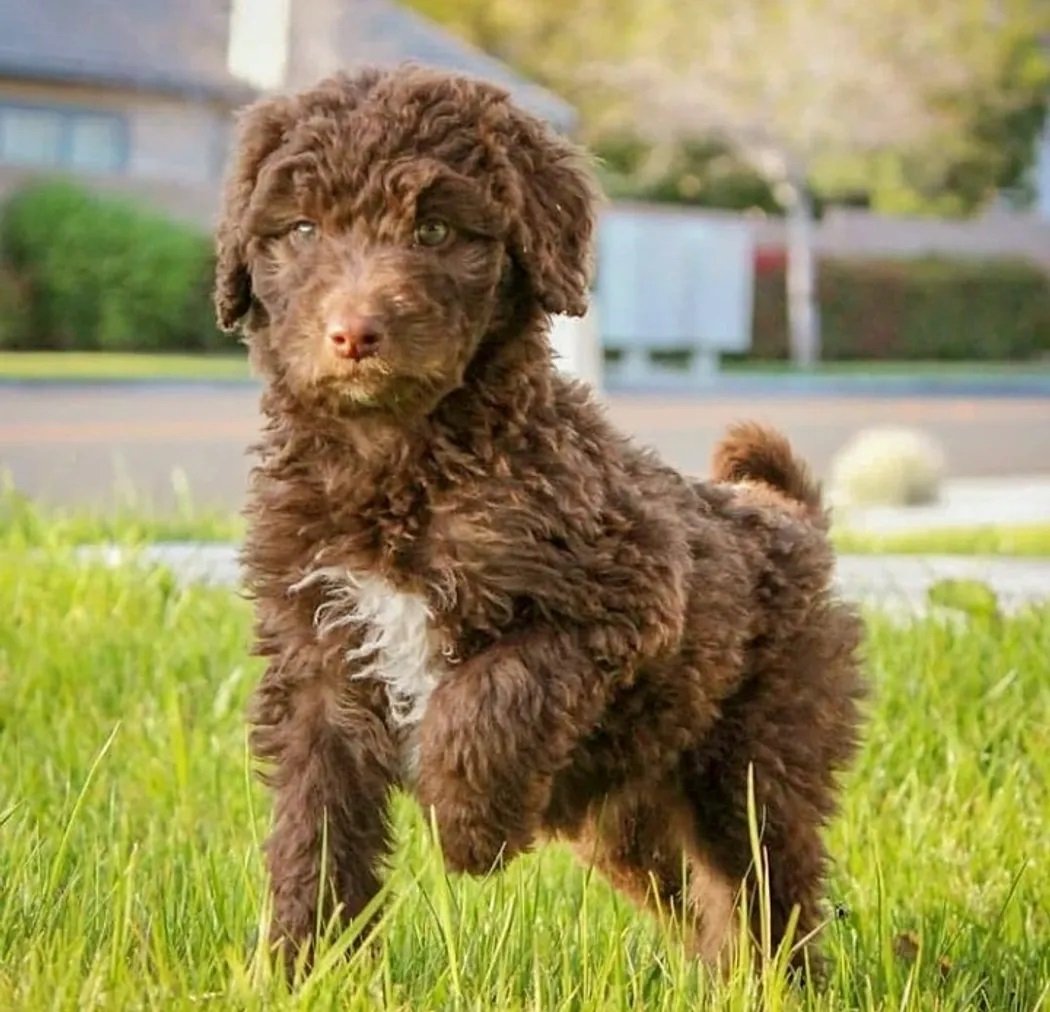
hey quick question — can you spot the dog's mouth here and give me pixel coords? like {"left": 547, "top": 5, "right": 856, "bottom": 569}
{"left": 280, "top": 323, "right": 467, "bottom": 414}
{"left": 327, "top": 355, "right": 392, "bottom": 378}
{"left": 307, "top": 357, "right": 449, "bottom": 413}
{"left": 312, "top": 356, "right": 392, "bottom": 395}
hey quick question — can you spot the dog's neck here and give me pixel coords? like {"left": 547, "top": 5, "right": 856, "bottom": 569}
{"left": 247, "top": 308, "right": 580, "bottom": 581}
{"left": 445, "top": 302, "right": 557, "bottom": 428}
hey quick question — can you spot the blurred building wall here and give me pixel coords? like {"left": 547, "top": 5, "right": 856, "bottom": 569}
{"left": 752, "top": 206, "right": 1050, "bottom": 268}
{"left": 0, "top": 78, "right": 230, "bottom": 188}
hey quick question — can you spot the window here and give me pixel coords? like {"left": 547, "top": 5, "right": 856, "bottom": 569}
{"left": 67, "top": 114, "right": 124, "bottom": 173}
{"left": 0, "top": 104, "right": 126, "bottom": 173}
{"left": 0, "top": 107, "right": 63, "bottom": 166}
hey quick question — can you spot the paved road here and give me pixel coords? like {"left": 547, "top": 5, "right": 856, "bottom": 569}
{"left": 3, "top": 381, "right": 1049, "bottom": 510}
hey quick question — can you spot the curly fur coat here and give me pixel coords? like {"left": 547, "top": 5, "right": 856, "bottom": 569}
{"left": 213, "top": 65, "right": 865, "bottom": 975}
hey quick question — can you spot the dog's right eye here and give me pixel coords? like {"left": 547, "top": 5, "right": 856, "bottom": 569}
{"left": 288, "top": 220, "right": 317, "bottom": 239}
{"left": 414, "top": 219, "right": 450, "bottom": 248}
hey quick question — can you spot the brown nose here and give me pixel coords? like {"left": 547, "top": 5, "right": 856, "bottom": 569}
{"left": 327, "top": 314, "right": 383, "bottom": 361}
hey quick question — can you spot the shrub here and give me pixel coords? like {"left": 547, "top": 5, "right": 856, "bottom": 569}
{"left": 751, "top": 252, "right": 1050, "bottom": 360}
{"left": 594, "top": 136, "right": 782, "bottom": 213}
{"left": 0, "top": 267, "right": 31, "bottom": 349}
{"left": 829, "top": 426, "right": 945, "bottom": 509}
{"left": 0, "top": 181, "right": 223, "bottom": 352}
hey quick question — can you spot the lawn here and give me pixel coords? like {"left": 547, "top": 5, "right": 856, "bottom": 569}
{"left": 720, "top": 359, "right": 1050, "bottom": 378}
{"left": 4, "top": 479, "right": 1050, "bottom": 558}
{"left": 0, "top": 351, "right": 252, "bottom": 382}
{"left": 0, "top": 481, "right": 244, "bottom": 546}
{"left": 3, "top": 350, "right": 1050, "bottom": 385}
{"left": 0, "top": 524, "right": 1047, "bottom": 1009}
{"left": 832, "top": 523, "right": 1050, "bottom": 557}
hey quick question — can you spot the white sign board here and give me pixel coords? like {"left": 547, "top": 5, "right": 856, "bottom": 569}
{"left": 596, "top": 207, "right": 755, "bottom": 354}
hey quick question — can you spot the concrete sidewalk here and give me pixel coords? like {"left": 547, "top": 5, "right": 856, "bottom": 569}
{"left": 834, "top": 554, "right": 1049, "bottom": 611}
{"left": 78, "top": 543, "right": 1050, "bottom": 613}
{"left": 836, "top": 475, "right": 1050, "bottom": 533}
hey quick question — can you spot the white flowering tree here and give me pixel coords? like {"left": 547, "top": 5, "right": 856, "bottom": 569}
{"left": 410, "top": 0, "right": 1045, "bottom": 365}
{"left": 587, "top": 0, "right": 1019, "bottom": 366}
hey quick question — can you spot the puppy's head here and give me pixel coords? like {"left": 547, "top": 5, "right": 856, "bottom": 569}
{"left": 215, "top": 66, "right": 596, "bottom": 416}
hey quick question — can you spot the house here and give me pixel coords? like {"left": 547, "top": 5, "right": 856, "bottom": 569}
{"left": 1031, "top": 34, "right": 1050, "bottom": 221}
{"left": 0, "top": 0, "right": 251, "bottom": 215}
{"left": 0, "top": 0, "right": 575, "bottom": 224}
{"left": 279, "top": 0, "right": 575, "bottom": 130}
{"left": 1033, "top": 120, "right": 1050, "bottom": 220}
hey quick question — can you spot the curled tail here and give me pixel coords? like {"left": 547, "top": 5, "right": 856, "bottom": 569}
{"left": 712, "top": 422, "right": 825, "bottom": 524}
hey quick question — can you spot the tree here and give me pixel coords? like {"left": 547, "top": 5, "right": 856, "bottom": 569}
{"left": 878, "top": 31, "right": 1048, "bottom": 215}
{"left": 807, "top": 24, "right": 1049, "bottom": 216}
{"left": 406, "top": 0, "right": 631, "bottom": 100}
{"left": 582, "top": 0, "right": 1037, "bottom": 366}
{"left": 408, "top": 0, "right": 1048, "bottom": 365}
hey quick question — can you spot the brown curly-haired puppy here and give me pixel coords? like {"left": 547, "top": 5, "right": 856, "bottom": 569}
{"left": 214, "top": 65, "right": 865, "bottom": 976}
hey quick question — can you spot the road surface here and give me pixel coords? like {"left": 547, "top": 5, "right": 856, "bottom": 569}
{"left": 2, "top": 381, "right": 1048, "bottom": 511}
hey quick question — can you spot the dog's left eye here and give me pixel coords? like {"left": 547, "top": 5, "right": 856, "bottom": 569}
{"left": 414, "top": 219, "right": 450, "bottom": 247}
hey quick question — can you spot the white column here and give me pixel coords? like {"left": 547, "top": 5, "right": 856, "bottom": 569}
{"left": 549, "top": 307, "right": 603, "bottom": 392}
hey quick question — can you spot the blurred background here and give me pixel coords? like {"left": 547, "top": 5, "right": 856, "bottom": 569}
{"left": 0, "top": 0, "right": 1048, "bottom": 566}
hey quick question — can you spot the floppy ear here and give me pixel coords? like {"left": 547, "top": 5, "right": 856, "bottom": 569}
{"left": 501, "top": 115, "right": 599, "bottom": 318}
{"left": 214, "top": 96, "right": 295, "bottom": 332}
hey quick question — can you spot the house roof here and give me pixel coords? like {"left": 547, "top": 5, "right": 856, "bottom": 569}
{"left": 0, "top": 0, "right": 576, "bottom": 130}
{"left": 0, "top": 0, "right": 254, "bottom": 103}
{"left": 285, "top": 0, "right": 577, "bottom": 132}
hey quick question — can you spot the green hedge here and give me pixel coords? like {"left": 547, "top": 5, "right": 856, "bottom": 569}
{"left": 0, "top": 267, "right": 30, "bottom": 348}
{"left": 0, "top": 181, "right": 223, "bottom": 352}
{"left": 2, "top": 180, "right": 1048, "bottom": 362}
{"left": 752, "top": 254, "right": 1050, "bottom": 360}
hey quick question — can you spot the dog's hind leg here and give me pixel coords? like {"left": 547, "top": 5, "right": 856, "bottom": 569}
{"left": 569, "top": 786, "right": 740, "bottom": 971}
{"left": 250, "top": 660, "right": 399, "bottom": 969}
{"left": 571, "top": 788, "right": 689, "bottom": 914}
{"left": 681, "top": 601, "right": 864, "bottom": 975}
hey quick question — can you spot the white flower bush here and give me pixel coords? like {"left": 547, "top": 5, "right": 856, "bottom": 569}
{"left": 830, "top": 427, "right": 945, "bottom": 508}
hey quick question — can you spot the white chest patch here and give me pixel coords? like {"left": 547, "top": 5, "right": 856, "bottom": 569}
{"left": 291, "top": 567, "right": 441, "bottom": 728}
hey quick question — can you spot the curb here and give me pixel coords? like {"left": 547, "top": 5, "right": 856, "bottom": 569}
{"left": 5, "top": 374, "right": 1050, "bottom": 398}
{"left": 603, "top": 374, "right": 1050, "bottom": 399}
{"left": 73, "top": 543, "right": 1050, "bottom": 612}
{"left": 0, "top": 377, "right": 258, "bottom": 391}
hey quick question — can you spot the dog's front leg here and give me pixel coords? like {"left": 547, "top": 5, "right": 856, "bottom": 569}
{"left": 414, "top": 629, "right": 609, "bottom": 875}
{"left": 250, "top": 661, "right": 398, "bottom": 969}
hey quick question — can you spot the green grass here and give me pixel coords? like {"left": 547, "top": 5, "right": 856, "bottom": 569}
{"left": 4, "top": 350, "right": 1050, "bottom": 383}
{"left": 720, "top": 358, "right": 1050, "bottom": 378}
{"left": 0, "top": 526, "right": 1047, "bottom": 1009}
{"left": 833, "top": 523, "right": 1050, "bottom": 557}
{"left": 0, "top": 351, "right": 252, "bottom": 382}
{"left": 0, "top": 480, "right": 245, "bottom": 546}
{"left": 607, "top": 350, "right": 1050, "bottom": 380}
{"left": 8, "top": 479, "right": 1049, "bottom": 559}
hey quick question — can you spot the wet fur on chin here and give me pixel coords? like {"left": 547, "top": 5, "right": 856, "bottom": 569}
{"left": 216, "top": 65, "right": 866, "bottom": 977}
